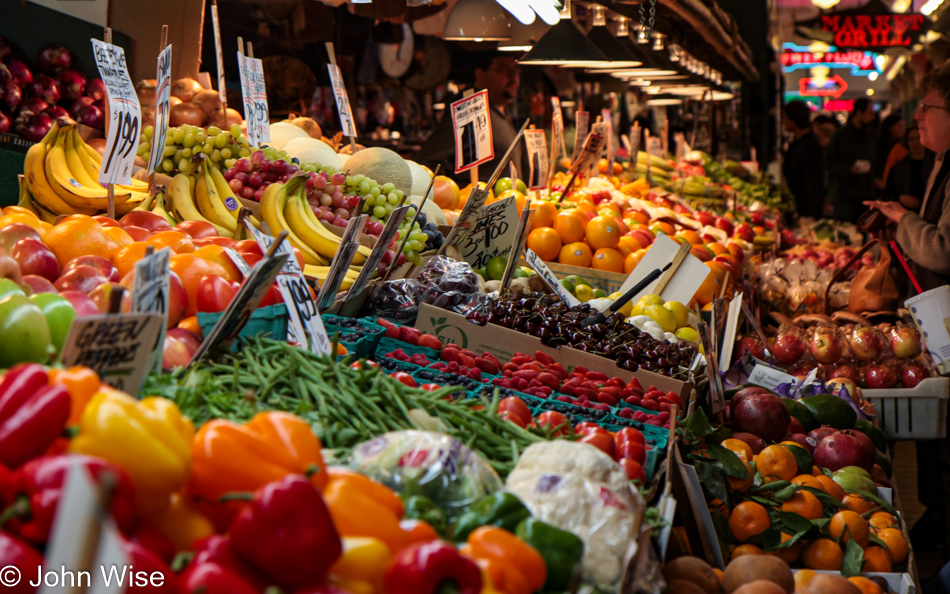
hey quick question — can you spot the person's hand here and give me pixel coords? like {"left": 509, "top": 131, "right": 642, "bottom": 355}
{"left": 863, "top": 200, "right": 910, "bottom": 224}
{"left": 898, "top": 194, "right": 921, "bottom": 210}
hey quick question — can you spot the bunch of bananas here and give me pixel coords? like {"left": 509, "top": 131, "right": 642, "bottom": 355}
{"left": 260, "top": 176, "right": 372, "bottom": 268}
{"left": 22, "top": 123, "right": 152, "bottom": 221}
{"left": 164, "top": 160, "right": 261, "bottom": 238}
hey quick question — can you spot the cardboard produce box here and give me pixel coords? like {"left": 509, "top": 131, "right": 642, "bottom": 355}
{"left": 414, "top": 302, "right": 693, "bottom": 400}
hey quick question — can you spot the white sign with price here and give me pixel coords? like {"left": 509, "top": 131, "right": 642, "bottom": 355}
{"left": 524, "top": 249, "right": 580, "bottom": 306}
{"left": 238, "top": 53, "right": 271, "bottom": 147}
{"left": 525, "top": 129, "right": 549, "bottom": 190}
{"left": 247, "top": 224, "right": 332, "bottom": 355}
{"left": 147, "top": 45, "right": 172, "bottom": 176}
{"left": 452, "top": 90, "right": 493, "bottom": 173}
{"left": 571, "top": 110, "right": 589, "bottom": 164}
{"left": 551, "top": 97, "right": 565, "bottom": 159}
{"left": 131, "top": 247, "right": 171, "bottom": 374}
{"left": 327, "top": 64, "right": 357, "bottom": 138}
{"left": 91, "top": 39, "right": 141, "bottom": 186}
{"left": 459, "top": 196, "right": 518, "bottom": 269}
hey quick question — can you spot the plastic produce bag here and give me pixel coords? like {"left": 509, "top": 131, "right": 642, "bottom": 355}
{"left": 504, "top": 441, "right": 644, "bottom": 588}
{"left": 371, "top": 279, "right": 423, "bottom": 323}
{"left": 415, "top": 256, "right": 487, "bottom": 315}
{"left": 350, "top": 430, "right": 503, "bottom": 520}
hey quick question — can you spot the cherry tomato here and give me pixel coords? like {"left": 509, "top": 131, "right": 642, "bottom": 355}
{"left": 614, "top": 427, "right": 646, "bottom": 448}
{"left": 195, "top": 274, "right": 236, "bottom": 313}
{"left": 350, "top": 360, "right": 380, "bottom": 370}
{"left": 419, "top": 383, "right": 442, "bottom": 392}
{"left": 390, "top": 372, "right": 417, "bottom": 388}
{"left": 574, "top": 421, "right": 606, "bottom": 436}
{"left": 579, "top": 431, "right": 615, "bottom": 458}
{"left": 499, "top": 396, "right": 532, "bottom": 426}
{"left": 616, "top": 440, "right": 646, "bottom": 465}
{"left": 619, "top": 458, "right": 646, "bottom": 483}
{"left": 536, "top": 411, "right": 570, "bottom": 437}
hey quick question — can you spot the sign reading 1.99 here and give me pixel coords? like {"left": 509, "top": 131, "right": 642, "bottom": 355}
{"left": 91, "top": 39, "right": 141, "bottom": 185}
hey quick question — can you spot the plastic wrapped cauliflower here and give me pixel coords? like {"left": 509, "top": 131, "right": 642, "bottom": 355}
{"left": 505, "top": 441, "right": 644, "bottom": 587}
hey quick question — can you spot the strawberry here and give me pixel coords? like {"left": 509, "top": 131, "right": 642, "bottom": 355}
{"left": 574, "top": 366, "right": 589, "bottom": 376}
{"left": 536, "top": 386, "right": 553, "bottom": 397}
{"left": 536, "top": 373, "right": 560, "bottom": 390}
{"left": 481, "top": 353, "right": 501, "bottom": 366}
{"left": 475, "top": 358, "right": 500, "bottom": 375}
{"left": 561, "top": 385, "right": 576, "bottom": 396}
{"left": 441, "top": 349, "right": 459, "bottom": 363}
{"left": 593, "top": 403, "right": 611, "bottom": 412}
{"left": 418, "top": 334, "right": 443, "bottom": 350}
{"left": 384, "top": 324, "right": 400, "bottom": 339}
{"left": 458, "top": 354, "right": 477, "bottom": 369}
{"left": 512, "top": 370, "right": 539, "bottom": 381}
{"left": 584, "top": 371, "right": 608, "bottom": 381}
{"left": 598, "top": 394, "right": 619, "bottom": 407}
{"left": 556, "top": 395, "right": 574, "bottom": 404}
{"left": 515, "top": 378, "right": 529, "bottom": 390}
{"left": 645, "top": 389, "right": 666, "bottom": 400}
{"left": 460, "top": 348, "right": 477, "bottom": 358}
{"left": 502, "top": 363, "right": 519, "bottom": 374}
{"left": 617, "top": 408, "right": 634, "bottom": 419}
{"left": 627, "top": 378, "right": 644, "bottom": 392}
{"left": 546, "top": 364, "right": 569, "bottom": 381}
{"left": 410, "top": 354, "right": 429, "bottom": 366}
{"left": 574, "top": 387, "right": 598, "bottom": 400}
{"left": 512, "top": 354, "right": 534, "bottom": 365}
{"left": 399, "top": 326, "right": 422, "bottom": 345}
{"left": 534, "top": 351, "right": 555, "bottom": 365}
{"left": 518, "top": 363, "right": 544, "bottom": 373}
{"left": 625, "top": 395, "right": 642, "bottom": 406}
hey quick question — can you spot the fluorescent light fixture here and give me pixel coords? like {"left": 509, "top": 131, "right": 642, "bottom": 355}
{"left": 495, "top": 0, "right": 536, "bottom": 25}
{"left": 922, "top": 0, "right": 944, "bottom": 15}
{"left": 647, "top": 97, "right": 684, "bottom": 106}
{"left": 443, "top": 0, "right": 511, "bottom": 41}
{"left": 498, "top": 16, "right": 551, "bottom": 51}
{"left": 811, "top": 0, "right": 841, "bottom": 8}
{"left": 519, "top": 0, "right": 611, "bottom": 67}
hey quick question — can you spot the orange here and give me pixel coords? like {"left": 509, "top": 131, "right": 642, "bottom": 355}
{"left": 43, "top": 216, "right": 119, "bottom": 267}
{"left": 530, "top": 201, "right": 557, "bottom": 230}
{"left": 626, "top": 210, "right": 649, "bottom": 226}
{"left": 0, "top": 212, "right": 45, "bottom": 234}
{"left": 491, "top": 189, "right": 527, "bottom": 213}
{"left": 112, "top": 242, "right": 151, "bottom": 280}
{"left": 781, "top": 490, "right": 823, "bottom": 520}
{"left": 757, "top": 445, "right": 797, "bottom": 481}
{"left": 39, "top": 221, "right": 53, "bottom": 234}
{"left": 575, "top": 201, "right": 597, "bottom": 216}
{"left": 193, "top": 245, "right": 243, "bottom": 282}
{"left": 617, "top": 235, "right": 642, "bottom": 257}
{"left": 801, "top": 538, "right": 844, "bottom": 570}
{"left": 692, "top": 265, "right": 724, "bottom": 306}
{"left": 829, "top": 510, "right": 870, "bottom": 547}
{"left": 336, "top": 343, "right": 348, "bottom": 356}
{"left": 862, "top": 546, "right": 892, "bottom": 573}
{"left": 585, "top": 215, "right": 621, "bottom": 249}
{"left": 707, "top": 242, "right": 729, "bottom": 256}
{"left": 553, "top": 211, "right": 586, "bottom": 243}
{"left": 169, "top": 253, "right": 229, "bottom": 316}
{"left": 712, "top": 568, "right": 723, "bottom": 583}
{"left": 878, "top": 528, "right": 909, "bottom": 563}
{"left": 817, "top": 476, "right": 845, "bottom": 501}
{"left": 2, "top": 205, "right": 39, "bottom": 218}
{"left": 792, "top": 474, "right": 824, "bottom": 491}
{"left": 731, "top": 544, "right": 764, "bottom": 559}
{"left": 709, "top": 498, "right": 729, "bottom": 518}
{"left": 526, "top": 227, "right": 562, "bottom": 261}
{"left": 677, "top": 230, "right": 703, "bottom": 245}
{"left": 624, "top": 249, "right": 646, "bottom": 274}
{"left": 558, "top": 242, "right": 592, "bottom": 268}
{"left": 869, "top": 512, "right": 897, "bottom": 533}
{"left": 103, "top": 225, "right": 133, "bottom": 248}
{"left": 728, "top": 501, "right": 770, "bottom": 542}
{"left": 178, "top": 315, "right": 203, "bottom": 338}
{"left": 728, "top": 462, "right": 754, "bottom": 493}
{"left": 459, "top": 183, "right": 493, "bottom": 208}
{"left": 650, "top": 221, "right": 675, "bottom": 236}
{"left": 148, "top": 230, "right": 195, "bottom": 254}
{"left": 842, "top": 493, "right": 876, "bottom": 515}
{"left": 812, "top": 466, "right": 823, "bottom": 476}
{"left": 849, "top": 576, "right": 884, "bottom": 594}
{"left": 722, "top": 438, "right": 754, "bottom": 462}
{"left": 794, "top": 569, "right": 817, "bottom": 591}
{"left": 591, "top": 248, "right": 624, "bottom": 273}
{"left": 767, "top": 532, "right": 803, "bottom": 564}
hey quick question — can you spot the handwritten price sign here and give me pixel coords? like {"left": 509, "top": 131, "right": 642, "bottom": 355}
{"left": 147, "top": 45, "right": 172, "bottom": 176}
{"left": 91, "top": 39, "right": 141, "bottom": 185}
{"left": 327, "top": 64, "right": 357, "bottom": 138}
{"left": 238, "top": 53, "right": 270, "bottom": 147}
{"left": 459, "top": 196, "right": 518, "bottom": 269}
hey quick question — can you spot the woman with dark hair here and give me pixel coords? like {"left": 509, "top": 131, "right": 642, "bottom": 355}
{"left": 884, "top": 123, "right": 935, "bottom": 210}
{"left": 875, "top": 113, "right": 905, "bottom": 190}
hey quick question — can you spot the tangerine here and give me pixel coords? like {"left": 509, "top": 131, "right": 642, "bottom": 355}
{"left": 801, "top": 538, "right": 844, "bottom": 570}
{"left": 0, "top": 213, "right": 45, "bottom": 234}
{"left": 169, "top": 254, "right": 229, "bottom": 316}
{"left": 728, "top": 462, "right": 754, "bottom": 493}
{"left": 624, "top": 249, "right": 646, "bottom": 274}
{"left": 878, "top": 528, "right": 909, "bottom": 563}
{"left": 767, "top": 532, "right": 803, "bottom": 565}
{"left": 526, "top": 227, "right": 562, "bottom": 261}
{"left": 757, "top": 445, "right": 798, "bottom": 481}
{"left": 794, "top": 570, "right": 817, "bottom": 591}
{"left": 530, "top": 201, "right": 558, "bottom": 230}
{"left": 722, "top": 438, "right": 754, "bottom": 462}
{"left": 103, "top": 225, "right": 133, "bottom": 248}
{"left": 650, "top": 221, "right": 675, "bottom": 236}
{"left": 558, "top": 242, "right": 592, "bottom": 267}
{"left": 592, "top": 248, "right": 624, "bottom": 273}
{"left": 728, "top": 501, "right": 770, "bottom": 542}
{"left": 677, "top": 230, "right": 703, "bottom": 245}
{"left": 848, "top": 576, "right": 884, "bottom": 594}
{"left": 586, "top": 215, "right": 621, "bottom": 249}
{"left": 178, "top": 315, "right": 203, "bottom": 338}
{"left": 731, "top": 544, "right": 764, "bottom": 559}
{"left": 829, "top": 510, "right": 870, "bottom": 547}
{"left": 781, "top": 490, "right": 823, "bottom": 520}
{"left": 626, "top": 210, "right": 650, "bottom": 226}
{"left": 148, "top": 230, "right": 195, "bottom": 254}
{"left": 817, "top": 476, "right": 845, "bottom": 501}
{"left": 707, "top": 242, "right": 729, "bottom": 256}
{"left": 842, "top": 493, "right": 876, "bottom": 515}
{"left": 192, "top": 245, "right": 243, "bottom": 282}
{"left": 617, "top": 235, "right": 642, "bottom": 256}
{"left": 791, "top": 475, "right": 824, "bottom": 491}
{"left": 692, "top": 265, "right": 724, "bottom": 306}
{"left": 708, "top": 498, "right": 729, "bottom": 518}
{"left": 2, "top": 206, "right": 39, "bottom": 218}
{"left": 112, "top": 242, "right": 151, "bottom": 280}
{"left": 553, "top": 211, "right": 586, "bottom": 243}
{"left": 862, "top": 546, "right": 892, "bottom": 573}
{"left": 869, "top": 512, "right": 897, "bottom": 533}
{"left": 43, "top": 216, "right": 118, "bottom": 267}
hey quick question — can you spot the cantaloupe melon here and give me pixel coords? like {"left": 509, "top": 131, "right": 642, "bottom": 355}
{"left": 337, "top": 153, "right": 350, "bottom": 168}
{"left": 282, "top": 137, "right": 342, "bottom": 170}
{"left": 345, "top": 147, "right": 412, "bottom": 195}
{"left": 406, "top": 160, "right": 435, "bottom": 201}
{"left": 267, "top": 122, "right": 310, "bottom": 150}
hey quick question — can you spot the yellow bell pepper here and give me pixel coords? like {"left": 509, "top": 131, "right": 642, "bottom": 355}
{"left": 329, "top": 575, "right": 375, "bottom": 594}
{"left": 144, "top": 493, "right": 214, "bottom": 551}
{"left": 330, "top": 537, "right": 390, "bottom": 588}
{"left": 70, "top": 388, "right": 194, "bottom": 514}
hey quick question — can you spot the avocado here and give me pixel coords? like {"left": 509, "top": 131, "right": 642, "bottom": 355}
{"left": 782, "top": 398, "right": 818, "bottom": 432}
{"left": 853, "top": 419, "right": 888, "bottom": 454}
{"left": 800, "top": 394, "right": 857, "bottom": 430}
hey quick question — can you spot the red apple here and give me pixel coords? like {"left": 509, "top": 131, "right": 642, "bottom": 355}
{"left": 808, "top": 426, "right": 838, "bottom": 442}
{"left": 689, "top": 246, "right": 712, "bottom": 262}
{"left": 865, "top": 363, "right": 899, "bottom": 389}
{"left": 20, "top": 275, "right": 57, "bottom": 295}
{"left": 233, "top": 240, "right": 264, "bottom": 257}
{"left": 826, "top": 377, "right": 859, "bottom": 398}
{"left": 162, "top": 335, "right": 194, "bottom": 369}
{"left": 119, "top": 211, "right": 171, "bottom": 233}
{"left": 0, "top": 223, "right": 42, "bottom": 253}
{"left": 733, "top": 222, "right": 754, "bottom": 242}
{"left": 93, "top": 215, "right": 121, "bottom": 228}
{"left": 167, "top": 327, "right": 202, "bottom": 352}
{"left": 810, "top": 331, "right": 843, "bottom": 364}
{"left": 890, "top": 325, "right": 922, "bottom": 359}
{"left": 850, "top": 326, "right": 885, "bottom": 362}
{"left": 630, "top": 229, "right": 654, "bottom": 248}
{"left": 10, "top": 238, "right": 59, "bottom": 282}
{"left": 828, "top": 364, "right": 861, "bottom": 384}
{"left": 814, "top": 431, "right": 874, "bottom": 472}
{"left": 732, "top": 392, "right": 791, "bottom": 443}
{"left": 88, "top": 282, "right": 128, "bottom": 314}
{"left": 123, "top": 226, "right": 151, "bottom": 242}
{"left": 734, "top": 335, "right": 766, "bottom": 362}
{"left": 731, "top": 432, "right": 767, "bottom": 455}
{"left": 241, "top": 253, "right": 262, "bottom": 268}
{"left": 54, "top": 266, "right": 108, "bottom": 294}
{"left": 119, "top": 269, "right": 188, "bottom": 329}
{"left": 714, "top": 216, "right": 734, "bottom": 236}
{"left": 62, "top": 255, "right": 119, "bottom": 283}
{"left": 788, "top": 362, "right": 818, "bottom": 378}
{"left": 901, "top": 362, "right": 929, "bottom": 388}
{"left": 695, "top": 211, "right": 715, "bottom": 227}
{"left": 58, "top": 289, "right": 99, "bottom": 317}
{"left": 177, "top": 220, "right": 218, "bottom": 239}
{"left": 773, "top": 333, "right": 807, "bottom": 364}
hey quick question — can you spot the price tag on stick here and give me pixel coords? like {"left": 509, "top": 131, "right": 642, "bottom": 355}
{"left": 327, "top": 64, "right": 357, "bottom": 139}
{"left": 316, "top": 215, "right": 366, "bottom": 309}
{"left": 91, "top": 38, "right": 141, "bottom": 186}
{"left": 557, "top": 132, "right": 605, "bottom": 204}
{"left": 237, "top": 41, "right": 270, "bottom": 147}
{"left": 452, "top": 90, "right": 493, "bottom": 174}
{"left": 525, "top": 128, "right": 549, "bottom": 191}
{"left": 459, "top": 196, "right": 519, "bottom": 269}
{"left": 524, "top": 249, "right": 581, "bottom": 306}
{"left": 571, "top": 110, "right": 589, "bottom": 164}
{"left": 147, "top": 41, "right": 172, "bottom": 176}
{"left": 131, "top": 246, "right": 171, "bottom": 374}
{"left": 697, "top": 322, "right": 725, "bottom": 414}
{"left": 350, "top": 205, "right": 409, "bottom": 296}
{"left": 551, "top": 96, "right": 565, "bottom": 160}
{"left": 500, "top": 200, "right": 534, "bottom": 290}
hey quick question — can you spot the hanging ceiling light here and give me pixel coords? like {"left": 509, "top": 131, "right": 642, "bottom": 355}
{"left": 585, "top": 6, "right": 643, "bottom": 67}
{"left": 442, "top": 0, "right": 511, "bottom": 41}
{"left": 498, "top": 15, "right": 551, "bottom": 52}
{"left": 518, "top": 0, "right": 611, "bottom": 67}
{"left": 646, "top": 96, "right": 684, "bottom": 106}
{"left": 811, "top": 0, "right": 841, "bottom": 8}
{"left": 652, "top": 33, "right": 665, "bottom": 51}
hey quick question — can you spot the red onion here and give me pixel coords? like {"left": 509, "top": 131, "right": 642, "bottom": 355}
{"left": 43, "top": 105, "right": 68, "bottom": 120}
{"left": 0, "top": 111, "right": 9, "bottom": 134}
{"left": 55, "top": 69, "right": 87, "bottom": 101}
{"left": 93, "top": 98, "right": 106, "bottom": 114}
{"left": 6, "top": 60, "right": 32, "bottom": 86}
{"left": 38, "top": 44, "right": 71, "bottom": 73}
{"left": 28, "top": 76, "right": 60, "bottom": 105}
{"left": 20, "top": 112, "right": 52, "bottom": 142}
{"left": 16, "top": 97, "right": 48, "bottom": 119}
{"left": 0, "top": 81, "right": 21, "bottom": 112}
{"left": 86, "top": 78, "right": 106, "bottom": 101}
{"left": 69, "top": 95, "right": 94, "bottom": 116}
{"left": 0, "top": 37, "right": 11, "bottom": 62}
{"left": 75, "top": 104, "right": 104, "bottom": 129}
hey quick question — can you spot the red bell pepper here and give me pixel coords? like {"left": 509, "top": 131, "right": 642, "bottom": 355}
{"left": 119, "top": 538, "right": 179, "bottom": 593}
{"left": 229, "top": 475, "right": 342, "bottom": 592}
{"left": 258, "top": 285, "right": 282, "bottom": 307}
{"left": 196, "top": 275, "right": 236, "bottom": 313}
{"left": 0, "top": 531, "right": 44, "bottom": 594}
{"left": 294, "top": 586, "right": 355, "bottom": 594}
{"left": 187, "top": 535, "right": 270, "bottom": 591}
{"left": 130, "top": 522, "right": 177, "bottom": 565}
{"left": 384, "top": 540, "right": 483, "bottom": 594}
{"left": 0, "top": 454, "right": 136, "bottom": 545}
{"left": 179, "top": 562, "right": 259, "bottom": 594}
{"left": 0, "top": 364, "right": 71, "bottom": 469}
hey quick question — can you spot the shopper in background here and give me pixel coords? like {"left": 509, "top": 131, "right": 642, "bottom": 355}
{"left": 782, "top": 101, "right": 825, "bottom": 219}
{"left": 420, "top": 52, "right": 524, "bottom": 185}
{"left": 812, "top": 114, "right": 840, "bottom": 148}
{"left": 875, "top": 114, "right": 906, "bottom": 191}
{"left": 864, "top": 63, "right": 950, "bottom": 556}
{"left": 826, "top": 98, "right": 877, "bottom": 222}
{"left": 884, "top": 124, "right": 934, "bottom": 210}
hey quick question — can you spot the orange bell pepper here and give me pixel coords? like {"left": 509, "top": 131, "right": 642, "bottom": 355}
{"left": 467, "top": 555, "right": 531, "bottom": 594}
{"left": 49, "top": 366, "right": 100, "bottom": 425}
{"left": 188, "top": 411, "right": 328, "bottom": 502}
{"left": 400, "top": 519, "right": 439, "bottom": 545}
{"left": 323, "top": 470, "right": 410, "bottom": 554}
{"left": 465, "top": 527, "right": 546, "bottom": 594}
{"left": 145, "top": 493, "right": 215, "bottom": 551}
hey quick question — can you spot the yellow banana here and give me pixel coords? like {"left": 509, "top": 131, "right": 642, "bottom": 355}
{"left": 167, "top": 173, "right": 231, "bottom": 237}
{"left": 24, "top": 123, "right": 97, "bottom": 216}
{"left": 149, "top": 192, "right": 179, "bottom": 227}
{"left": 45, "top": 127, "right": 133, "bottom": 210}
{"left": 69, "top": 127, "right": 151, "bottom": 203}
{"left": 259, "top": 180, "right": 326, "bottom": 266}
{"left": 297, "top": 193, "right": 372, "bottom": 265}
{"left": 195, "top": 163, "right": 237, "bottom": 233}
{"left": 114, "top": 195, "right": 148, "bottom": 217}
{"left": 76, "top": 135, "right": 150, "bottom": 192}
{"left": 303, "top": 264, "right": 360, "bottom": 280}
{"left": 130, "top": 190, "right": 159, "bottom": 212}
{"left": 207, "top": 165, "right": 242, "bottom": 221}
{"left": 17, "top": 175, "right": 39, "bottom": 216}
{"left": 283, "top": 193, "right": 341, "bottom": 264}
{"left": 62, "top": 127, "right": 101, "bottom": 188}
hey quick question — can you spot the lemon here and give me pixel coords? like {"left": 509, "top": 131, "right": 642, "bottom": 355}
{"left": 608, "top": 292, "right": 633, "bottom": 316}
{"left": 674, "top": 327, "right": 699, "bottom": 342}
{"left": 638, "top": 294, "right": 665, "bottom": 307}
{"left": 630, "top": 303, "right": 644, "bottom": 316}
{"left": 664, "top": 301, "right": 690, "bottom": 329}
{"left": 644, "top": 304, "right": 676, "bottom": 333}
{"left": 575, "top": 284, "right": 594, "bottom": 302}
{"left": 608, "top": 291, "right": 623, "bottom": 300}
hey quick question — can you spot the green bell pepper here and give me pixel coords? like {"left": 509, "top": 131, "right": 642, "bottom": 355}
{"left": 515, "top": 517, "right": 584, "bottom": 591}
{"left": 403, "top": 495, "right": 448, "bottom": 537}
{"left": 452, "top": 492, "right": 530, "bottom": 542}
